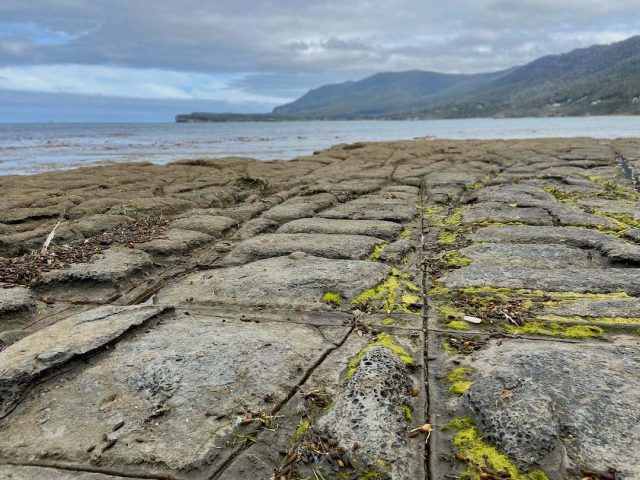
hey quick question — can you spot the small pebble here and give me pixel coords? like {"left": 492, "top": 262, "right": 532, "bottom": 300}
{"left": 113, "top": 420, "right": 125, "bottom": 431}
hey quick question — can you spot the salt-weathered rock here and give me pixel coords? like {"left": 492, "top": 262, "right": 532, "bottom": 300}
{"left": 0, "top": 465, "right": 148, "bottom": 479}
{"left": 0, "top": 287, "right": 36, "bottom": 317}
{"left": 277, "top": 217, "right": 403, "bottom": 240}
{"left": 319, "top": 195, "right": 417, "bottom": 222}
{"left": 442, "top": 265, "right": 640, "bottom": 294}
{"left": 466, "top": 339, "right": 640, "bottom": 478}
{"left": 0, "top": 312, "right": 343, "bottom": 477}
{"left": 220, "top": 233, "right": 386, "bottom": 265}
{"left": 461, "top": 202, "right": 554, "bottom": 225}
{"left": 319, "top": 346, "right": 415, "bottom": 478}
{"left": 170, "top": 214, "right": 237, "bottom": 236}
{"left": 137, "top": 228, "right": 212, "bottom": 256}
{"left": 33, "top": 246, "right": 154, "bottom": 302}
{"left": 156, "top": 255, "right": 390, "bottom": 309}
{"left": 459, "top": 243, "right": 607, "bottom": 268}
{"left": 0, "top": 305, "right": 170, "bottom": 418}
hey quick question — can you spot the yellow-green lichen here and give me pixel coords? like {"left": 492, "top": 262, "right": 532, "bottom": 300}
{"left": 351, "top": 268, "right": 421, "bottom": 315}
{"left": 447, "top": 368, "right": 473, "bottom": 395}
{"left": 536, "top": 314, "right": 640, "bottom": 325}
{"left": 400, "top": 228, "right": 412, "bottom": 240}
{"left": 322, "top": 291, "right": 343, "bottom": 306}
{"left": 587, "top": 175, "right": 638, "bottom": 200}
{"left": 438, "top": 230, "right": 457, "bottom": 245}
{"left": 469, "top": 175, "right": 490, "bottom": 190}
{"left": 442, "top": 341, "right": 456, "bottom": 355}
{"left": 346, "top": 332, "right": 414, "bottom": 378}
{"left": 440, "top": 250, "right": 472, "bottom": 267}
{"left": 294, "top": 419, "right": 310, "bottom": 441}
{"left": 446, "top": 320, "right": 470, "bottom": 331}
{"left": 426, "top": 206, "right": 463, "bottom": 228}
{"left": 543, "top": 185, "right": 573, "bottom": 201}
{"left": 400, "top": 403, "right": 413, "bottom": 422}
{"left": 370, "top": 242, "right": 389, "bottom": 261}
{"left": 506, "top": 321, "right": 604, "bottom": 339}
{"left": 443, "top": 417, "right": 550, "bottom": 480}
{"left": 437, "top": 302, "right": 465, "bottom": 320}
{"left": 594, "top": 209, "right": 640, "bottom": 230}
{"left": 430, "top": 282, "right": 451, "bottom": 297}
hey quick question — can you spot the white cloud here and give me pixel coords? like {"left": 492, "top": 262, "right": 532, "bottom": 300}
{"left": 0, "top": 64, "right": 292, "bottom": 103}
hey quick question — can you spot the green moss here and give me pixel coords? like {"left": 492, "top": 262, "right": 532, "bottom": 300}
{"left": 427, "top": 206, "right": 463, "bottom": 228}
{"left": 400, "top": 228, "right": 412, "bottom": 240}
{"left": 587, "top": 175, "right": 638, "bottom": 200}
{"left": 322, "top": 291, "right": 343, "bottom": 306}
{"left": 442, "top": 341, "right": 456, "bottom": 355}
{"left": 437, "top": 301, "right": 465, "bottom": 320}
{"left": 444, "top": 417, "right": 550, "bottom": 480}
{"left": 506, "top": 321, "right": 604, "bottom": 339}
{"left": 400, "top": 255, "right": 409, "bottom": 264}
{"left": 346, "top": 332, "right": 415, "bottom": 378}
{"left": 430, "top": 283, "right": 451, "bottom": 297}
{"left": 441, "top": 250, "right": 472, "bottom": 267}
{"left": 369, "top": 242, "right": 389, "bottom": 261}
{"left": 541, "top": 314, "right": 640, "bottom": 325}
{"left": 447, "top": 368, "right": 472, "bottom": 395}
{"left": 351, "top": 268, "right": 421, "bottom": 315}
{"left": 469, "top": 176, "right": 490, "bottom": 191}
{"left": 400, "top": 403, "right": 413, "bottom": 422}
{"left": 401, "top": 292, "right": 421, "bottom": 306}
{"left": 294, "top": 419, "right": 310, "bottom": 441}
{"left": 543, "top": 185, "right": 573, "bottom": 201}
{"left": 438, "top": 230, "right": 457, "bottom": 245}
{"left": 446, "top": 320, "right": 470, "bottom": 330}
{"left": 381, "top": 317, "right": 395, "bottom": 326}
{"left": 595, "top": 209, "right": 640, "bottom": 230}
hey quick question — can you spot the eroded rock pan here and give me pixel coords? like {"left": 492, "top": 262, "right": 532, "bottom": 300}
{"left": 1, "top": 138, "right": 639, "bottom": 479}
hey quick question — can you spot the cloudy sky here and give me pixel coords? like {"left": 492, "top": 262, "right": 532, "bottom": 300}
{"left": 1, "top": 0, "right": 639, "bottom": 122}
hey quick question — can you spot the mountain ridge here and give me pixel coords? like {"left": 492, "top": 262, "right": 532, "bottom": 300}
{"left": 176, "top": 35, "right": 640, "bottom": 122}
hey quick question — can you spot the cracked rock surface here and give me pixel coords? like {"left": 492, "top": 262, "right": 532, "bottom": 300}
{"left": 1, "top": 137, "right": 640, "bottom": 480}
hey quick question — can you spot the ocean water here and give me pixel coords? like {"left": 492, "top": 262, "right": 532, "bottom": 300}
{"left": 1, "top": 117, "right": 640, "bottom": 175}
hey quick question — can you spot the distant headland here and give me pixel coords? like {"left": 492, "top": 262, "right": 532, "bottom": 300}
{"left": 177, "top": 35, "right": 640, "bottom": 122}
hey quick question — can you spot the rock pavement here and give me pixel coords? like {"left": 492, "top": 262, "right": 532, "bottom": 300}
{"left": 1, "top": 138, "right": 639, "bottom": 479}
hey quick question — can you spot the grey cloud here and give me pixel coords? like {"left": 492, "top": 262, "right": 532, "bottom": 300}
{"left": 0, "top": 0, "right": 639, "bottom": 103}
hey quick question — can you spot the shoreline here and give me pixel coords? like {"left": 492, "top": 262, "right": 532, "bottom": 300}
{"left": 4, "top": 117, "right": 640, "bottom": 176}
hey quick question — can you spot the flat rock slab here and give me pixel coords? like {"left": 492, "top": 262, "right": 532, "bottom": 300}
{"left": 466, "top": 338, "right": 640, "bottom": 478}
{"left": 262, "top": 202, "right": 318, "bottom": 223}
{"left": 277, "top": 217, "right": 403, "bottom": 240}
{"left": 0, "top": 288, "right": 35, "bottom": 317}
{"left": 462, "top": 202, "right": 553, "bottom": 225}
{"left": 540, "top": 297, "right": 640, "bottom": 317}
{"left": 33, "top": 247, "right": 154, "bottom": 302}
{"left": 170, "top": 214, "right": 237, "bottom": 236}
{"left": 319, "top": 196, "right": 417, "bottom": 222}
{"left": 0, "top": 312, "right": 343, "bottom": 478}
{"left": 0, "top": 305, "right": 169, "bottom": 418}
{"left": 137, "top": 229, "right": 212, "bottom": 256}
{"left": 442, "top": 265, "right": 640, "bottom": 294}
{"left": 471, "top": 225, "right": 640, "bottom": 264}
{"left": 156, "top": 255, "right": 391, "bottom": 309}
{"left": 0, "top": 465, "right": 148, "bottom": 479}
{"left": 220, "top": 233, "right": 385, "bottom": 265}
{"left": 219, "top": 328, "right": 425, "bottom": 480}
{"left": 460, "top": 243, "right": 607, "bottom": 268}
